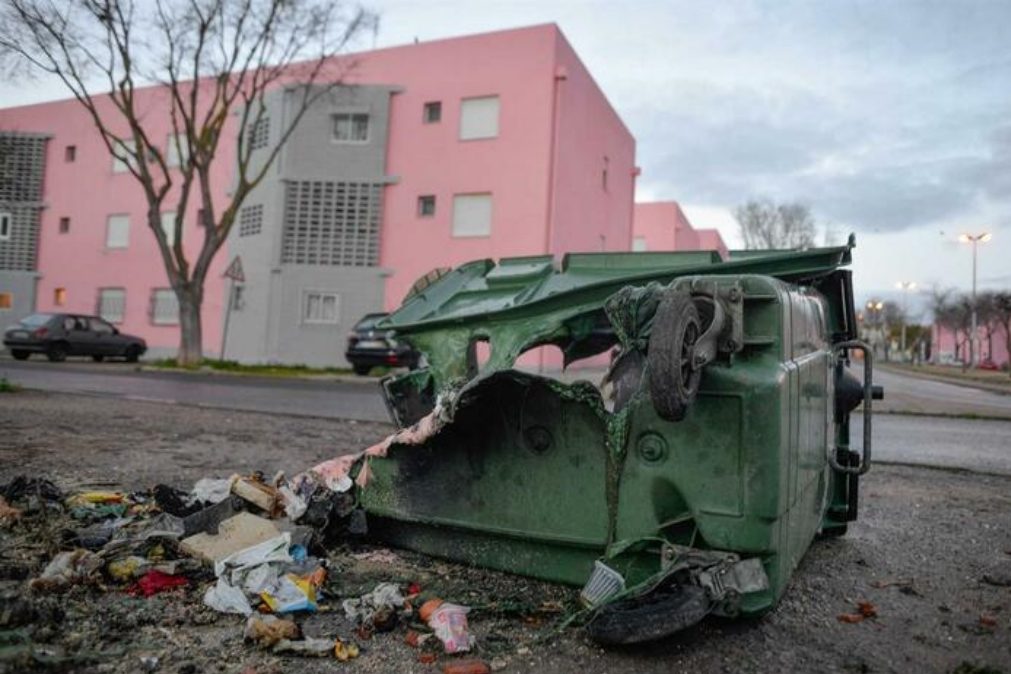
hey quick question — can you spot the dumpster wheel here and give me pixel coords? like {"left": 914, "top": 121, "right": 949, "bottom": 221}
{"left": 586, "top": 583, "right": 711, "bottom": 645}
{"left": 648, "top": 291, "right": 703, "bottom": 422}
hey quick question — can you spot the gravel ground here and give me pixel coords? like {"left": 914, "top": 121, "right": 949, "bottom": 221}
{"left": 1, "top": 390, "right": 1009, "bottom": 674}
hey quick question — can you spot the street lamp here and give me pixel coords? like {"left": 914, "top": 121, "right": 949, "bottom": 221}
{"left": 895, "top": 281, "right": 917, "bottom": 359}
{"left": 958, "top": 232, "right": 992, "bottom": 367}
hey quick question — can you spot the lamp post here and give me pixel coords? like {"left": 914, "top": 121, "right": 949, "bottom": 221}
{"left": 958, "top": 232, "right": 992, "bottom": 368}
{"left": 866, "top": 300, "right": 885, "bottom": 360}
{"left": 895, "top": 281, "right": 917, "bottom": 360}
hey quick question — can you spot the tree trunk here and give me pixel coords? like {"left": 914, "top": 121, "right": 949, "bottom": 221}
{"left": 177, "top": 288, "right": 203, "bottom": 367}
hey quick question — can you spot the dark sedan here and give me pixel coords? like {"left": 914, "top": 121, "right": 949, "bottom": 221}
{"left": 345, "top": 312, "right": 419, "bottom": 376}
{"left": 3, "top": 313, "right": 147, "bottom": 362}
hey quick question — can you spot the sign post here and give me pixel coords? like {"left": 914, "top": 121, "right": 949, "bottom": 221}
{"left": 219, "top": 256, "right": 245, "bottom": 361}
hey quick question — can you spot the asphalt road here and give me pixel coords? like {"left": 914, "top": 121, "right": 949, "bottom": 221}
{"left": 2, "top": 357, "right": 1009, "bottom": 475}
{"left": 0, "top": 358, "right": 390, "bottom": 422}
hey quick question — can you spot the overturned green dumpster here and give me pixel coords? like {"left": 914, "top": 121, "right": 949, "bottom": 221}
{"left": 359, "top": 238, "right": 879, "bottom": 643}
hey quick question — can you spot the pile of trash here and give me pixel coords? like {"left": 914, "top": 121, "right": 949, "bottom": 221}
{"left": 0, "top": 459, "right": 507, "bottom": 671}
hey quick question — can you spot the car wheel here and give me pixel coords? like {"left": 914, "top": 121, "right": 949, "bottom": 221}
{"left": 10, "top": 350, "right": 30, "bottom": 361}
{"left": 124, "top": 346, "right": 141, "bottom": 363}
{"left": 353, "top": 364, "right": 372, "bottom": 376}
{"left": 92, "top": 355, "right": 105, "bottom": 363}
{"left": 47, "top": 343, "right": 68, "bottom": 362}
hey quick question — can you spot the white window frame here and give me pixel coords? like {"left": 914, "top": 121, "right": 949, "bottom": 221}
{"left": 98, "top": 288, "right": 126, "bottom": 324}
{"left": 452, "top": 193, "right": 493, "bottom": 238}
{"left": 632, "top": 237, "right": 648, "bottom": 252}
{"left": 166, "top": 133, "right": 189, "bottom": 168}
{"left": 160, "top": 211, "right": 178, "bottom": 243}
{"left": 332, "top": 112, "right": 370, "bottom": 144}
{"left": 459, "top": 96, "right": 500, "bottom": 140}
{"left": 105, "top": 214, "right": 130, "bottom": 249}
{"left": 0, "top": 212, "right": 10, "bottom": 241}
{"left": 302, "top": 290, "right": 340, "bottom": 324}
{"left": 150, "top": 288, "right": 179, "bottom": 325}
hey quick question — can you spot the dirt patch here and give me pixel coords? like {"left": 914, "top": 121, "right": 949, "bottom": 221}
{"left": 1, "top": 391, "right": 1010, "bottom": 673}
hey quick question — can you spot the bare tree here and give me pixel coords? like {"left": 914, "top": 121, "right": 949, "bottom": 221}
{"left": 991, "top": 291, "right": 1011, "bottom": 376}
{"left": 0, "top": 0, "right": 376, "bottom": 365}
{"left": 734, "top": 199, "right": 817, "bottom": 250}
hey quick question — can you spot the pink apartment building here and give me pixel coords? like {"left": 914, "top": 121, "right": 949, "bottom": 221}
{"left": 0, "top": 24, "right": 637, "bottom": 366}
{"left": 632, "top": 201, "right": 729, "bottom": 258}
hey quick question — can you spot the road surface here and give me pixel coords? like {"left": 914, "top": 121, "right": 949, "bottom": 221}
{"left": 2, "top": 357, "right": 1009, "bottom": 475}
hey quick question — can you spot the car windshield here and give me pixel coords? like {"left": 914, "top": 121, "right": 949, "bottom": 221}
{"left": 19, "top": 313, "right": 54, "bottom": 327}
{"left": 355, "top": 313, "right": 388, "bottom": 331}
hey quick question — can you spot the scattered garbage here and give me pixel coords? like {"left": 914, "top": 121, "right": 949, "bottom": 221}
{"left": 29, "top": 549, "right": 103, "bottom": 592}
{"left": 420, "top": 598, "right": 475, "bottom": 653}
{"left": 232, "top": 476, "right": 280, "bottom": 514}
{"left": 343, "top": 581, "right": 405, "bottom": 636}
{"left": 0, "top": 495, "right": 22, "bottom": 525}
{"left": 244, "top": 614, "right": 300, "bottom": 647}
{"left": 261, "top": 572, "right": 318, "bottom": 613}
{"left": 272, "top": 637, "right": 335, "bottom": 657}
{"left": 204, "top": 577, "right": 253, "bottom": 615}
{"left": 441, "top": 660, "right": 492, "bottom": 674}
{"left": 837, "top": 600, "right": 878, "bottom": 623}
{"left": 128, "top": 569, "right": 189, "bottom": 597}
{"left": 181, "top": 512, "right": 283, "bottom": 564}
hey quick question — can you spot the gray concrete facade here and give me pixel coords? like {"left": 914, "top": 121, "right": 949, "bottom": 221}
{"left": 0, "top": 132, "right": 48, "bottom": 338}
{"left": 221, "top": 85, "right": 396, "bottom": 367}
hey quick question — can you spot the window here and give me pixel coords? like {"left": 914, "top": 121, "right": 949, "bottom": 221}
{"left": 303, "top": 291, "right": 339, "bottom": 324}
{"left": 91, "top": 318, "right": 115, "bottom": 335}
{"left": 111, "top": 149, "right": 136, "bottom": 173}
{"left": 0, "top": 212, "right": 10, "bottom": 240}
{"left": 161, "top": 212, "right": 177, "bottom": 242}
{"left": 423, "top": 101, "right": 442, "bottom": 124}
{"left": 65, "top": 145, "right": 76, "bottom": 162}
{"left": 332, "top": 113, "right": 369, "bottom": 143}
{"left": 459, "top": 96, "right": 499, "bottom": 140}
{"left": 281, "top": 181, "right": 381, "bottom": 267}
{"left": 632, "top": 237, "right": 648, "bottom": 252}
{"left": 150, "top": 288, "right": 179, "bottom": 325}
{"left": 53, "top": 288, "right": 66, "bottom": 306}
{"left": 97, "top": 288, "right": 126, "bottom": 323}
{"left": 167, "top": 134, "right": 189, "bottom": 167}
{"left": 452, "top": 193, "right": 492, "bottom": 237}
{"left": 0, "top": 293, "right": 11, "bottom": 310}
{"left": 106, "top": 214, "right": 130, "bottom": 248}
{"left": 417, "top": 195, "right": 436, "bottom": 217}
{"left": 59, "top": 217, "right": 70, "bottom": 234}
{"left": 239, "top": 205, "right": 263, "bottom": 237}
{"left": 248, "top": 117, "right": 269, "bottom": 150}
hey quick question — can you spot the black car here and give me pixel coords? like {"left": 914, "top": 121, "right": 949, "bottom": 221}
{"left": 3, "top": 313, "right": 147, "bottom": 362}
{"left": 345, "top": 312, "right": 419, "bottom": 376}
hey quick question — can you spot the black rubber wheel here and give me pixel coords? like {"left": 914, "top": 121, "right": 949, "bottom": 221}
{"left": 648, "top": 291, "right": 703, "bottom": 421}
{"left": 11, "top": 350, "right": 30, "bottom": 361}
{"left": 92, "top": 355, "right": 105, "bottom": 362}
{"left": 46, "top": 343, "right": 68, "bottom": 362}
{"left": 353, "top": 364, "right": 372, "bottom": 376}
{"left": 124, "top": 346, "right": 140, "bottom": 363}
{"left": 587, "top": 583, "right": 711, "bottom": 645}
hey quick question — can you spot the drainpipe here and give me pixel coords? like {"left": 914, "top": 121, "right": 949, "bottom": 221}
{"left": 543, "top": 65, "right": 566, "bottom": 258}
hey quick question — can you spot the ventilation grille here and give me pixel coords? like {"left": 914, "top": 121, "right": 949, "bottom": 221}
{"left": 0, "top": 207, "right": 40, "bottom": 271}
{"left": 0, "top": 134, "right": 47, "bottom": 272}
{"left": 248, "top": 117, "right": 269, "bottom": 150}
{"left": 0, "top": 134, "right": 47, "bottom": 203}
{"left": 239, "top": 204, "right": 263, "bottom": 237}
{"left": 281, "top": 181, "right": 381, "bottom": 267}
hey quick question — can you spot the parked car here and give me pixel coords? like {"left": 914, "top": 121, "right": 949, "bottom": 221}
{"left": 978, "top": 359, "right": 1000, "bottom": 371}
{"left": 345, "top": 312, "right": 419, "bottom": 376}
{"left": 3, "top": 313, "right": 147, "bottom": 362}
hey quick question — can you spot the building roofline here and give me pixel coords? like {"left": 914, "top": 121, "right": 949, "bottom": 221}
{"left": 0, "top": 23, "right": 562, "bottom": 113}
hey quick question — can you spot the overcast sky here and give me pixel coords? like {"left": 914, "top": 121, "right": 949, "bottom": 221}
{"left": 2, "top": 0, "right": 1008, "bottom": 311}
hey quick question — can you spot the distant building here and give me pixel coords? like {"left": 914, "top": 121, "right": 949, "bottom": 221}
{"left": 632, "top": 201, "right": 728, "bottom": 258}
{"left": 0, "top": 25, "right": 637, "bottom": 365}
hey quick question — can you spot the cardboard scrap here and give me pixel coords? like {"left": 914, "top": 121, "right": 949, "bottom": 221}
{"left": 180, "top": 512, "right": 280, "bottom": 564}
